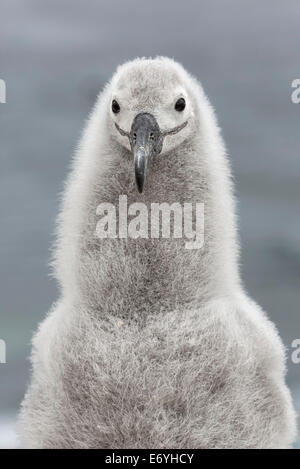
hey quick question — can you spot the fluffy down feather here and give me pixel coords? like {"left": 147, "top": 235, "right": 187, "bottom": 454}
{"left": 18, "top": 57, "right": 297, "bottom": 449}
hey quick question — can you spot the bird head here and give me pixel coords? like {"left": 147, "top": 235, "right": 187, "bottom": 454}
{"left": 107, "top": 58, "right": 198, "bottom": 193}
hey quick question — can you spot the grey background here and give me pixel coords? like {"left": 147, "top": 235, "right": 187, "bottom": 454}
{"left": 0, "top": 0, "right": 299, "bottom": 447}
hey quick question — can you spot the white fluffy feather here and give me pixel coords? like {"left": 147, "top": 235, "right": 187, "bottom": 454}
{"left": 18, "top": 57, "right": 297, "bottom": 449}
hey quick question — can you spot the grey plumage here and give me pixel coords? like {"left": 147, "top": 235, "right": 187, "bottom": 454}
{"left": 18, "top": 57, "right": 297, "bottom": 449}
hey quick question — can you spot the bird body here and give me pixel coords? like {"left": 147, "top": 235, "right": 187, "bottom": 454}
{"left": 18, "top": 58, "right": 297, "bottom": 449}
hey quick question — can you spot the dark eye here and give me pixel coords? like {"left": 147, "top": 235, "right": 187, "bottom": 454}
{"left": 112, "top": 99, "right": 120, "bottom": 114}
{"left": 175, "top": 97, "right": 186, "bottom": 112}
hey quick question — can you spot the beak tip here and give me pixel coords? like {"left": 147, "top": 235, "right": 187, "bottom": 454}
{"left": 136, "top": 181, "right": 144, "bottom": 194}
{"left": 135, "top": 167, "right": 145, "bottom": 194}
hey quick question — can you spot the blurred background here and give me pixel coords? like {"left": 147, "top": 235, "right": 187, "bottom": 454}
{"left": 0, "top": 0, "right": 299, "bottom": 448}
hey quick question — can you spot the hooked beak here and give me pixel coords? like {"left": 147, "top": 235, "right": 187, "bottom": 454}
{"left": 115, "top": 113, "right": 188, "bottom": 193}
{"left": 130, "top": 113, "right": 162, "bottom": 193}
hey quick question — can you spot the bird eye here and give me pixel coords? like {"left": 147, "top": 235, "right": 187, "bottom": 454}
{"left": 175, "top": 97, "right": 186, "bottom": 112}
{"left": 112, "top": 99, "right": 120, "bottom": 114}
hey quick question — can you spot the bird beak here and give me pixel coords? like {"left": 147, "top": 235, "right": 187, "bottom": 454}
{"left": 115, "top": 113, "right": 188, "bottom": 194}
{"left": 130, "top": 113, "right": 163, "bottom": 194}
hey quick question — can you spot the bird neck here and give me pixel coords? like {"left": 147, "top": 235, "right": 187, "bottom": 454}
{"left": 56, "top": 135, "right": 240, "bottom": 318}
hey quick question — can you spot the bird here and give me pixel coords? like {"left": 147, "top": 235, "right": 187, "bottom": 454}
{"left": 18, "top": 57, "right": 297, "bottom": 449}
